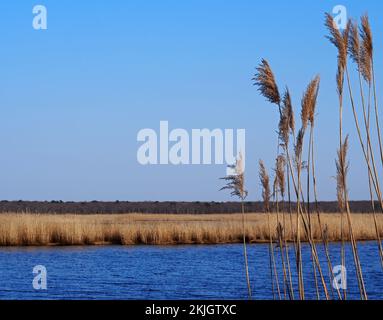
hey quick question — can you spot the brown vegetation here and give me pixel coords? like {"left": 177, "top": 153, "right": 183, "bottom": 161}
{"left": 0, "top": 213, "right": 382, "bottom": 246}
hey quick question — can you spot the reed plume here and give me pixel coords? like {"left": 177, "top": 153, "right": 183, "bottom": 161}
{"left": 301, "top": 76, "right": 320, "bottom": 131}
{"left": 348, "top": 21, "right": 360, "bottom": 67}
{"left": 360, "top": 15, "right": 373, "bottom": 84}
{"left": 253, "top": 59, "right": 281, "bottom": 106}
{"left": 325, "top": 13, "right": 348, "bottom": 71}
{"left": 279, "top": 90, "right": 294, "bottom": 146}
{"left": 294, "top": 129, "right": 304, "bottom": 171}
{"left": 259, "top": 161, "right": 271, "bottom": 212}
{"left": 286, "top": 91, "right": 296, "bottom": 134}
{"left": 275, "top": 155, "right": 286, "bottom": 199}
{"left": 325, "top": 13, "right": 350, "bottom": 97}
{"left": 220, "top": 155, "right": 247, "bottom": 200}
{"left": 361, "top": 15, "right": 383, "bottom": 174}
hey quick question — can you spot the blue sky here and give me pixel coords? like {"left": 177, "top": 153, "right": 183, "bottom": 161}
{"left": 0, "top": 0, "right": 382, "bottom": 201}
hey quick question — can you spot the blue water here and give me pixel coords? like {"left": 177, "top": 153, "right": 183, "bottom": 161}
{"left": 0, "top": 243, "right": 382, "bottom": 300}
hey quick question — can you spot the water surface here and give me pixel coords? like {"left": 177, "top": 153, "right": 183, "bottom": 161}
{"left": 0, "top": 242, "right": 382, "bottom": 300}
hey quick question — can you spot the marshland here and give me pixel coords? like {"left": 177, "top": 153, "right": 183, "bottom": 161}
{"left": 0, "top": 213, "right": 382, "bottom": 246}
{"left": 2, "top": 4, "right": 383, "bottom": 301}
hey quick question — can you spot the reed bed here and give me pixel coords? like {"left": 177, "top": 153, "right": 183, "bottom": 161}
{"left": 0, "top": 213, "right": 382, "bottom": 246}
{"left": 247, "top": 12, "right": 383, "bottom": 299}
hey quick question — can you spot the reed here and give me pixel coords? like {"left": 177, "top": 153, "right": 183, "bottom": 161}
{"left": 302, "top": 76, "right": 322, "bottom": 299}
{"left": 274, "top": 155, "right": 294, "bottom": 299}
{"left": 336, "top": 137, "right": 368, "bottom": 299}
{"left": 0, "top": 213, "right": 382, "bottom": 246}
{"left": 364, "top": 15, "right": 383, "bottom": 170}
{"left": 291, "top": 78, "right": 329, "bottom": 299}
{"left": 220, "top": 153, "right": 252, "bottom": 299}
{"left": 260, "top": 160, "right": 281, "bottom": 299}
{"left": 325, "top": 13, "right": 369, "bottom": 300}
{"left": 254, "top": 59, "right": 303, "bottom": 298}
{"left": 347, "top": 16, "right": 383, "bottom": 270}
{"left": 280, "top": 89, "right": 298, "bottom": 299}
{"left": 247, "top": 11, "right": 383, "bottom": 301}
{"left": 306, "top": 75, "right": 343, "bottom": 299}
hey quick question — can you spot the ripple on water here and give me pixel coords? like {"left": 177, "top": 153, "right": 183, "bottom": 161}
{"left": 0, "top": 243, "right": 382, "bottom": 300}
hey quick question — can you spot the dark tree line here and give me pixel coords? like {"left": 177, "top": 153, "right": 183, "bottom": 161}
{"left": 0, "top": 200, "right": 378, "bottom": 214}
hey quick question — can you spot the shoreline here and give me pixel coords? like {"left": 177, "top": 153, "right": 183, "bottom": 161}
{"left": 0, "top": 213, "right": 382, "bottom": 246}
{"left": 0, "top": 240, "right": 379, "bottom": 248}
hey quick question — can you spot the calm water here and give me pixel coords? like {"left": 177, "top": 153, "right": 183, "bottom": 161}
{"left": 0, "top": 242, "right": 382, "bottom": 300}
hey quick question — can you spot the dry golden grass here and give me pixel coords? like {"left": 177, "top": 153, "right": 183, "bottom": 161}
{"left": 0, "top": 213, "right": 381, "bottom": 246}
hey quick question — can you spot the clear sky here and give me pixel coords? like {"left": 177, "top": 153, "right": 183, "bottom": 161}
{"left": 0, "top": 0, "right": 382, "bottom": 201}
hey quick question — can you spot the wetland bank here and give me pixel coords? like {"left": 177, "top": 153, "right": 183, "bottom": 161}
{"left": 0, "top": 213, "right": 381, "bottom": 246}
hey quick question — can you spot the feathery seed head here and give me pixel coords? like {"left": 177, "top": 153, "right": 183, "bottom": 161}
{"left": 220, "top": 152, "right": 247, "bottom": 200}
{"left": 336, "top": 135, "right": 350, "bottom": 211}
{"left": 336, "top": 65, "right": 345, "bottom": 96}
{"left": 259, "top": 160, "right": 271, "bottom": 213}
{"left": 325, "top": 13, "right": 348, "bottom": 71}
{"left": 274, "top": 155, "right": 286, "bottom": 198}
{"left": 294, "top": 128, "right": 305, "bottom": 170}
{"left": 253, "top": 59, "right": 281, "bottom": 105}
{"left": 348, "top": 20, "right": 360, "bottom": 65}
{"left": 279, "top": 90, "right": 291, "bottom": 146}
{"left": 360, "top": 15, "right": 373, "bottom": 83}
{"left": 301, "top": 76, "right": 320, "bottom": 129}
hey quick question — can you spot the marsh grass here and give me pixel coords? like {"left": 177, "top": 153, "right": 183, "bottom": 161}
{"left": 0, "top": 213, "right": 382, "bottom": 246}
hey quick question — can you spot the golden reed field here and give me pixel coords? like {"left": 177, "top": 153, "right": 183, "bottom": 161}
{"left": 0, "top": 213, "right": 381, "bottom": 246}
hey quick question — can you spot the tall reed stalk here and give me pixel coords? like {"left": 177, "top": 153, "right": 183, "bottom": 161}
{"left": 280, "top": 89, "right": 297, "bottom": 257}
{"left": 348, "top": 16, "right": 383, "bottom": 269}
{"left": 274, "top": 155, "right": 294, "bottom": 299}
{"left": 254, "top": 60, "right": 331, "bottom": 300}
{"left": 300, "top": 77, "right": 321, "bottom": 299}
{"left": 220, "top": 153, "right": 252, "bottom": 299}
{"left": 326, "top": 13, "right": 367, "bottom": 300}
{"left": 337, "top": 152, "right": 347, "bottom": 299}
{"left": 260, "top": 160, "right": 281, "bottom": 300}
{"left": 273, "top": 174, "right": 287, "bottom": 299}
{"left": 311, "top": 119, "right": 343, "bottom": 300}
{"left": 336, "top": 137, "right": 368, "bottom": 299}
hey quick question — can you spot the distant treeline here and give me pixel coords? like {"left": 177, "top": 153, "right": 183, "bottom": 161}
{"left": 0, "top": 200, "right": 378, "bottom": 214}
